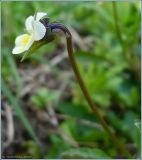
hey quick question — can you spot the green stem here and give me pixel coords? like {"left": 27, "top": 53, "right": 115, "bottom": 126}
{"left": 53, "top": 24, "right": 132, "bottom": 158}
{"left": 112, "top": 2, "right": 140, "bottom": 84}
{"left": 112, "top": 2, "right": 123, "bottom": 46}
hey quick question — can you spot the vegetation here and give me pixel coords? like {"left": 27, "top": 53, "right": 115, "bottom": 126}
{"left": 2, "top": 1, "right": 140, "bottom": 159}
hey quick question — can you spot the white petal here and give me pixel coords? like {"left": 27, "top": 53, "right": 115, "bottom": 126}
{"left": 24, "top": 34, "right": 35, "bottom": 51}
{"left": 12, "top": 46, "right": 25, "bottom": 54}
{"left": 33, "top": 21, "right": 46, "bottom": 41}
{"left": 35, "top": 12, "right": 47, "bottom": 21}
{"left": 25, "top": 16, "right": 34, "bottom": 33}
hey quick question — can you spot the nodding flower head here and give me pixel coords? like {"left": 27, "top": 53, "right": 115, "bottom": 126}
{"left": 12, "top": 12, "right": 47, "bottom": 54}
{"left": 12, "top": 12, "right": 71, "bottom": 61}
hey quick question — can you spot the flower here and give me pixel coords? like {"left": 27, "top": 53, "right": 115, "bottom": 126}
{"left": 12, "top": 12, "right": 47, "bottom": 54}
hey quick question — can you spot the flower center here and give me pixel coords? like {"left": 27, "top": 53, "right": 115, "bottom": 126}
{"left": 21, "top": 34, "right": 30, "bottom": 45}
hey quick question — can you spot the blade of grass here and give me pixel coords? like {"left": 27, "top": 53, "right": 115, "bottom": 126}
{"left": 5, "top": 48, "right": 22, "bottom": 95}
{"left": 2, "top": 78, "right": 39, "bottom": 144}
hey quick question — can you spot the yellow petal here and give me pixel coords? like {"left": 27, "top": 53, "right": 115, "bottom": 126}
{"left": 24, "top": 34, "right": 35, "bottom": 51}
{"left": 15, "top": 34, "right": 31, "bottom": 46}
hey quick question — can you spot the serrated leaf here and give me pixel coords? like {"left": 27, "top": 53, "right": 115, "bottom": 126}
{"left": 31, "top": 87, "right": 60, "bottom": 108}
{"left": 56, "top": 102, "right": 97, "bottom": 122}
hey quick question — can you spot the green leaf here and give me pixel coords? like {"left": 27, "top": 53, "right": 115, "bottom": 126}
{"left": 30, "top": 87, "right": 60, "bottom": 108}
{"left": 2, "top": 78, "right": 39, "bottom": 144}
{"left": 60, "top": 119, "right": 78, "bottom": 147}
{"left": 135, "top": 120, "right": 140, "bottom": 131}
{"left": 56, "top": 102, "right": 97, "bottom": 122}
{"left": 45, "top": 135, "right": 71, "bottom": 159}
{"left": 60, "top": 147, "right": 110, "bottom": 159}
{"left": 75, "top": 50, "right": 96, "bottom": 62}
{"left": 31, "top": 96, "right": 43, "bottom": 108}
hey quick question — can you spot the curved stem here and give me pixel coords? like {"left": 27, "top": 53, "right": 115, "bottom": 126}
{"left": 48, "top": 23, "right": 131, "bottom": 158}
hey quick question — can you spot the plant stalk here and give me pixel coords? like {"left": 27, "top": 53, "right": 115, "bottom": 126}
{"left": 112, "top": 2, "right": 123, "bottom": 46}
{"left": 48, "top": 23, "right": 132, "bottom": 158}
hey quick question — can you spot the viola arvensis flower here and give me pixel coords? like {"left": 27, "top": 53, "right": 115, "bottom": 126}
{"left": 12, "top": 12, "right": 47, "bottom": 54}
{"left": 12, "top": 11, "right": 132, "bottom": 158}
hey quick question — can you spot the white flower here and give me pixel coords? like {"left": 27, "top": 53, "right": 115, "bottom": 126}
{"left": 12, "top": 12, "right": 47, "bottom": 54}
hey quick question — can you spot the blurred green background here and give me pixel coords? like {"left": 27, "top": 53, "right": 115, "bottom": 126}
{"left": 1, "top": 1, "right": 141, "bottom": 159}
